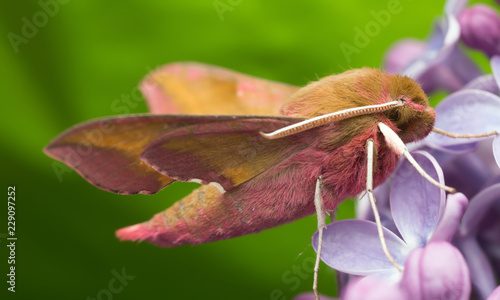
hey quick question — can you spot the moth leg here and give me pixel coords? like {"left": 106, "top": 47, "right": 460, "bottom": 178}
{"left": 313, "top": 176, "right": 327, "bottom": 300}
{"left": 378, "top": 122, "right": 456, "bottom": 193}
{"left": 366, "top": 139, "right": 402, "bottom": 272}
{"left": 432, "top": 127, "right": 498, "bottom": 138}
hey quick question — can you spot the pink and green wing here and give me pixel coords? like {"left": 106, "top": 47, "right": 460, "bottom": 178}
{"left": 44, "top": 115, "right": 305, "bottom": 195}
{"left": 140, "top": 62, "right": 299, "bottom": 115}
{"left": 44, "top": 115, "right": 182, "bottom": 194}
{"left": 140, "top": 117, "right": 305, "bottom": 192}
{"left": 117, "top": 135, "right": 338, "bottom": 247}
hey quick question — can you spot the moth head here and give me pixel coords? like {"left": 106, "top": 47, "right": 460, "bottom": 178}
{"left": 385, "top": 75, "right": 435, "bottom": 143}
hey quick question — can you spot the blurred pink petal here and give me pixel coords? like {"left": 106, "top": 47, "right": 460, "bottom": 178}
{"left": 343, "top": 277, "right": 409, "bottom": 300}
{"left": 487, "top": 286, "right": 500, "bottom": 300}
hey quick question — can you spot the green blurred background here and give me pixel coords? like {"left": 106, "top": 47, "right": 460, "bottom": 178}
{"left": 0, "top": 0, "right": 481, "bottom": 299}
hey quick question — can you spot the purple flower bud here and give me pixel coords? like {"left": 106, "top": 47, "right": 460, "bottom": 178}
{"left": 401, "top": 241, "right": 471, "bottom": 300}
{"left": 342, "top": 277, "right": 409, "bottom": 300}
{"left": 459, "top": 4, "right": 500, "bottom": 57}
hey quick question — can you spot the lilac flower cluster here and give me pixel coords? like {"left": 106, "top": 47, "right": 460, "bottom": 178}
{"left": 299, "top": 0, "right": 500, "bottom": 299}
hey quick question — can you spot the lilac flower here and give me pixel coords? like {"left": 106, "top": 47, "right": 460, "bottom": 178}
{"left": 459, "top": 4, "right": 500, "bottom": 57}
{"left": 312, "top": 152, "right": 471, "bottom": 299}
{"left": 455, "top": 183, "right": 500, "bottom": 299}
{"left": 355, "top": 115, "right": 500, "bottom": 299}
{"left": 340, "top": 241, "right": 470, "bottom": 300}
{"left": 343, "top": 2, "right": 500, "bottom": 299}
{"left": 356, "top": 135, "right": 500, "bottom": 299}
{"left": 424, "top": 56, "right": 500, "bottom": 168}
{"left": 384, "top": 0, "right": 482, "bottom": 93}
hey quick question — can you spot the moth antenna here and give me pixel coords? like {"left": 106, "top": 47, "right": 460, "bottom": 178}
{"left": 260, "top": 100, "right": 403, "bottom": 139}
{"left": 379, "top": 122, "right": 456, "bottom": 193}
{"left": 366, "top": 139, "right": 402, "bottom": 272}
{"left": 432, "top": 127, "right": 499, "bottom": 139}
{"left": 313, "top": 176, "right": 327, "bottom": 300}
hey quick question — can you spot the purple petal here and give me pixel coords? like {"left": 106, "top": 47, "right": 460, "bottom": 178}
{"left": 429, "top": 193, "right": 468, "bottom": 242}
{"left": 418, "top": 63, "right": 464, "bottom": 93}
{"left": 413, "top": 41, "right": 482, "bottom": 93}
{"left": 494, "top": 136, "right": 500, "bottom": 168}
{"left": 434, "top": 142, "right": 479, "bottom": 154}
{"left": 401, "top": 241, "right": 471, "bottom": 300}
{"left": 357, "top": 179, "right": 391, "bottom": 221}
{"left": 399, "top": 15, "right": 480, "bottom": 94}
{"left": 356, "top": 193, "right": 372, "bottom": 221}
{"left": 426, "top": 89, "right": 500, "bottom": 148}
{"left": 383, "top": 39, "right": 426, "bottom": 74}
{"left": 487, "top": 286, "right": 500, "bottom": 300}
{"left": 404, "top": 15, "right": 460, "bottom": 79}
{"left": 483, "top": 173, "right": 500, "bottom": 189}
{"left": 336, "top": 271, "right": 352, "bottom": 296}
{"left": 357, "top": 188, "right": 400, "bottom": 241}
{"left": 342, "top": 277, "right": 409, "bottom": 300}
{"left": 460, "top": 183, "right": 500, "bottom": 235}
{"left": 476, "top": 138, "right": 500, "bottom": 183}
{"left": 312, "top": 220, "right": 409, "bottom": 276}
{"left": 442, "top": 45, "right": 483, "bottom": 88}
{"left": 492, "top": 56, "right": 500, "bottom": 88}
{"left": 440, "top": 150, "right": 494, "bottom": 199}
{"left": 462, "top": 75, "right": 499, "bottom": 94}
{"left": 456, "top": 237, "right": 497, "bottom": 299}
{"left": 430, "top": 15, "right": 461, "bottom": 60}
{"left": 391, "top": 151, "right": 445, "bottom": 248}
